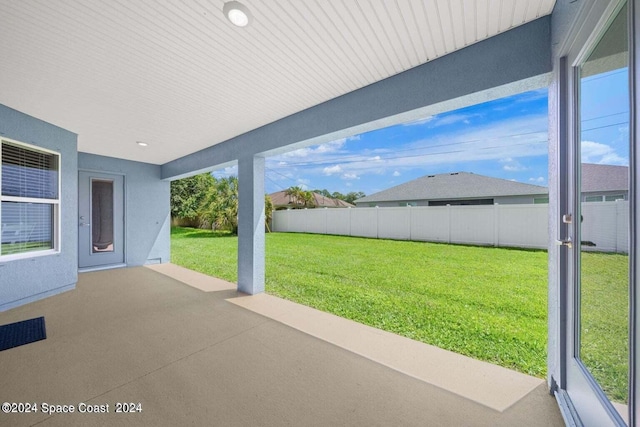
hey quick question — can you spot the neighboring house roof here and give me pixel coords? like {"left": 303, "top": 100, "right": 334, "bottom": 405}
{"left": 581, "top": 163, "right": 628, "bottom": 193}
{"left": 269, "top": 191, "right": 354, "bottom": 208}
{"left": 355, "top": 172, "right": 548, "bottom": 204}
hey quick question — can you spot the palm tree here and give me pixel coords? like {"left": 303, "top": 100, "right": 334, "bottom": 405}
{"left": 302, "top": 190, "right": 316, "bottom": 208}
{"left": 202, "top": 177, "right": 239, "bottom": 234}
{"left": 285, "top": 186, "right": 305, "bottom": 207}
{"left": 264, "top": 194, "right": 274, "bottom": 232}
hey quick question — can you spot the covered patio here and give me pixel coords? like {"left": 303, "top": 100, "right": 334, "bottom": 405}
{"left": 0, "top": 265, "right": 562, "bottom": 426}
{"left": 3, "top": 0, "right": 640, "bottom": 423}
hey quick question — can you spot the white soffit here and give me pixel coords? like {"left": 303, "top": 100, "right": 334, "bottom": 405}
{"left": 0, "top": 0, "right": 556, "bottom": 165}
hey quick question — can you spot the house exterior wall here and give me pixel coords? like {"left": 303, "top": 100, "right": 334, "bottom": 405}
{"left": 496, "top": 195, "right": 548, "bottom": 204}
{"left": 0, "top": 104, "right": 78, "bottom": 311}
{"left": 78, "top": 153, "right": 170, "bottom": 266}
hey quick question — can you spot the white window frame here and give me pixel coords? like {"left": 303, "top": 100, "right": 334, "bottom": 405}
{"left": 0, "top": 137, "right": 61, "bottom": 261}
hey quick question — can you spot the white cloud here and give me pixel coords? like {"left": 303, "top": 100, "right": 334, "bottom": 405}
{"left": 393, "top": 171, "right": 401, "bottom": 177}
{"left": 342, "top": 173, "right": 360, "bottom": 180}
{"left": 529, "top": 177, "right": 545, "bottom": 183}
{"left": 500, "top": 158, "right": 527, "bottom": 172}
{"left": 402, "top": 116, "right": 434, "bottom": 126}
{"left": 279, "top": 138, "right": 347, "bottom": 160}
{"left": 212, "top": 165, "right": 238, "bottom": 178}
{"left": 430, "top": 112, "right": 479, "bottom": 127}
{"left": 323, "top": 165, "right": 342, "bottom": 175}
{"left": 581, "top": 140, "right": 628, "bottom": 165}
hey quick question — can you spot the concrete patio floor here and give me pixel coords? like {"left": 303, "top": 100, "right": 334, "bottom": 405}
{"left": 0, "top": 264, "right": 563, "bottom": 426}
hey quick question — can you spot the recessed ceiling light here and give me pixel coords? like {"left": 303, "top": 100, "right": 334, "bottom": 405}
{"left": 223, "top": 1, "right": 252, "bottom": 27}
{"left": 136, "top": 141, "right": 148, "bottom": 147}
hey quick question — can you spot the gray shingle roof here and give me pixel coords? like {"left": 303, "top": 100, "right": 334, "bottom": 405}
{"left": 581, "top": 163, "right": 628, "bottom": 192}
{"left": 355, "top": 172, "right": 548, "bottom": 203}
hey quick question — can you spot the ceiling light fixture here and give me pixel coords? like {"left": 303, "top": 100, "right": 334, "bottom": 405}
{"left": 136, "top": 141, "right": 148, "bottom": 147}
{"left": 223, "top": 1, "right": 252, "bottom": 27}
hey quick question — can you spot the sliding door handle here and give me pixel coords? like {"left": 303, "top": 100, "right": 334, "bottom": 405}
{"left": 555, "top": 238, "right": 572, "bottom": 249}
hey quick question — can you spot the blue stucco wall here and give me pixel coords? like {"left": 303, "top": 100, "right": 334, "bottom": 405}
{"left": 78, "top": 153, "right": 170, "bottom": 266}
{"left": 0, "top": 104, "right": 78, "bottom": 311}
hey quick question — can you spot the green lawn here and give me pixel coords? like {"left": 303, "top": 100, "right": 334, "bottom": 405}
{"left": 171, "top": 227, "right": 628, "bottom": 401}
{"left": 581, "top": 252, "right": 629, "bottom": 403}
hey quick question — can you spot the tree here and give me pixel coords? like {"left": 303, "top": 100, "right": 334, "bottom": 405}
{"left": 312, "top": 189, "right": 332, "bottom": 198}
{"left": 284, "top": 186, "right": 317, "bottom": 208}
{"left": 285, "top": 186, "right": 305, "bottom": 207}
{"left": 302, "top": 190, "right": 316, "bottom": 208}
{"left": 170, "top": 173, "right": 216, "bottom": 224}
{"left": 344, "top": 191, "right": 366, "bottom": 204}
{"left": 331, "top": 191, "right": 345, "bottom": 201}
{"left": 201, "top": 177, "right": 239, "bottom": 234}
{"left": 265, "top": 194, "right": 274, "bottom": 232}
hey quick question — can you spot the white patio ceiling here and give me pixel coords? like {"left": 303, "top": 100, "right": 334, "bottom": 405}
{"left": 0, "top": 0, "right": 555, "bottom": 165}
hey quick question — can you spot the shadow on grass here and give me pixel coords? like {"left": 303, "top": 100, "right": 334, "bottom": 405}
{"left": 171, "top": 227, "right": 236, "bottom": 239}
{"left": 412, "top": 240, "right": 549, "bottom": 254}
{"left": 303, "top": 233, "right": 550, "bottom": 254}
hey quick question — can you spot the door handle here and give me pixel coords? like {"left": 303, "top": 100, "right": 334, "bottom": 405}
{"left": 555, "top": 238, "right": 572, "bottom": 249}
{"left": 79, "top": 223, "right": 91, "bottom": 227}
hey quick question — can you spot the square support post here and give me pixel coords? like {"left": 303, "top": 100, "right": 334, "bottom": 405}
{"left": 237, "top": 155, "right": 265, "bottom": 294}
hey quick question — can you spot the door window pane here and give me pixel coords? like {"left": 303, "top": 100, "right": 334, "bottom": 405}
{"left": 92, "top": 180, "right": 114, "bottom": 253}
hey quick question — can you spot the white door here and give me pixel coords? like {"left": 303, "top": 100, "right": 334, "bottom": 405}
{"left": 78, "top": 171, "right": 124, "bottom": 269}
{"left": 560, "top": 1, "right": 632, "bottom": 425}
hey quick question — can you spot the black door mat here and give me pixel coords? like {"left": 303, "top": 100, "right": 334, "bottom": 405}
{"left": 0, "top": 316, "right": 46, "bottom": 352}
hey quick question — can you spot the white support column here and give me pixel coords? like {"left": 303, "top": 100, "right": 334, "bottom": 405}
{"left": 237, "top": 155, "right": 265, "bottom": 295}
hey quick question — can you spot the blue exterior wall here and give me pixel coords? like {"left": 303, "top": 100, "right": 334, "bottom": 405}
{"left": 0, "top": 104, "right": 78, "bottom": 311}
{"left": 78, "top": 153, "right": 170, "bottom": 266}
{"left": 0, "top": 106, "right": 170, "bottom": 312}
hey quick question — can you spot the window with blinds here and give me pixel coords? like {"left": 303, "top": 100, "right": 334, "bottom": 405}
{"left": 1, "top": 139, "right": 60, "bottom": 258}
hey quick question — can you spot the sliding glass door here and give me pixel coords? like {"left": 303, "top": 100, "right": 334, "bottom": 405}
{"left": 561, "top": 1, "right": 633, "bottom": 425}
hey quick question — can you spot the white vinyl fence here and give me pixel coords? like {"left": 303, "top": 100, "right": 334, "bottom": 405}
{"left": 272, "top": 201, "right": 629, "bottom": 253}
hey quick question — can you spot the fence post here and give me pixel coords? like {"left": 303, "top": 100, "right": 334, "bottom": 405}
{"left": 304, "top": 208, "right": 308, "bottom": 233}
{"left": 285, "top": 208, "right": 290, "bottom": 232}
{"left": 376, "top": 206, "right": 379, "bottom": 239}
{"left": 447, "top": 204, "right": 452, "bottom": 244}
{"left": 408, "top": 205, "right": 412, "bottom": 241}
{"left": 349, "top": 207, "right": 353, "bottom": 237}
{"left": 493, "top": 203, "right": 499, "bottom": 247}
{"left": 324, "top": 207, "right": 328, "bottom": 235}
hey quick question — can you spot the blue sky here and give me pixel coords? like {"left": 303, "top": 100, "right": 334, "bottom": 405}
{"left": 213, "top": 77, "right": 628, "bottom": 197}
{"left": 263, "top": 88, "right": 549, "bottom": 196}
{"left": 580, "top": 68, "right": 629, "bottom": 166}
